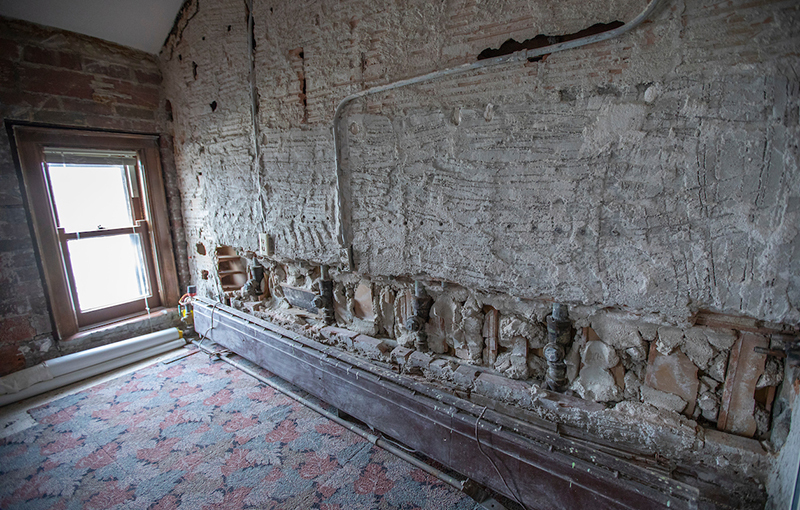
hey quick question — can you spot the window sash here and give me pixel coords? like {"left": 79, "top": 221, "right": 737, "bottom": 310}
{"left": 13, "top": 126, "right": 179, "bottom": 339}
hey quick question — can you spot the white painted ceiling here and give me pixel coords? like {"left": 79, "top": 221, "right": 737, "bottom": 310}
{"left": 0, "top": 0, "right": 186, "bottom": 54}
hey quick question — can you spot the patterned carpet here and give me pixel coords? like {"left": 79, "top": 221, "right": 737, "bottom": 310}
{"left": 0, "top": 346, "right": 480, "bottom": 509}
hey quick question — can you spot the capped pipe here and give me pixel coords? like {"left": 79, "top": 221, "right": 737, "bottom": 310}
{"left": 544, "top": 303, "right": 572, "bottom": 392}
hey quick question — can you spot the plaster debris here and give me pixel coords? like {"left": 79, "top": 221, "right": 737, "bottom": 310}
{"left": 457, "top": 295, "right": 484, "bottom": 362}
{"left": 572, "top": 341, "right": 622, "bottom": 402}
{"left": 708, "top": 352, "right": 729, "bottom": 382}
{"left": 637, "top": 323, "right": 659, "bottom": 342}
{"left": 698, "top": 392, "right": 720, "bottom": 421}
{"left": 756, "top": 358, "right": 783, "bottom": 389}
{"left": 528, "top": 354, "right": 548, "bottom": 379}
{"left": 333, "top": 283, "right": 351, "bottom": 323}
{"left": 589, "top": 313, "right": 644, "bottom": 349}
{"left": 474, "top": 372, "right": 532, "bottom": 407}
{"left": 504, "top": 336, "right": 529, "bottom": 380}
{"left": 353, "top": 282, "right": 374, "bottom": 321}
{"left": 681, "top": 328, "right": 714, "bottom": 371}
{"left": 703, "top": 327, "right": 737, "bottom": 351}
{"left": 644, "top": 343, "right": 699, "bottom": 416}
{"left": 378, "top": 287, "right": 395, "bottom": 338}
{"left": 453, "top": 364, "right": 481, "bottom": 390}
{"left": 500, "top": 315, "right": 543, "bottom": 348}
{"left": 656, "top": 326, "right": 684, "bottom": 355}
{"left": 393, "top": 289, "right": 413, "bottom": 341}
{"left": 390, "top": 346, "right": 413, "bottom": 367}
{"left": 406, "top": 351, "right": 432, "bottom": 375}
{"left": 428, "top": 294, "right": 460, "bottom": 354}
{"left": 640, "top": 385, "right": 688, "bottom": 413}
{"left": 428, "top": 358, "right": 457, "bottom": 381}
{"left": 623, "top": 370, "right": 642, "bottom": 400}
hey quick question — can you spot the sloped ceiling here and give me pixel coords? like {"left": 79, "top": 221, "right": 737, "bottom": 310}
{"left": 0, "top": 0, "right": 186, "bottom": 54}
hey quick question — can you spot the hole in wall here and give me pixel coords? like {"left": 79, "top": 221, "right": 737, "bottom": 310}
{"left": 477, "top": 20, "right": 624, "bottom": 60}
{"left": 201, "top": 270, "right": 209, "bottom": 280}
{"left": 289, "top": 47, "right": 308, "bottom": 124}
{"left": 196, "top": 242, "right": 206, "bottom": 255}
{"left": 165, "top": 100, "right": 173, "bottom": 121}
{"left": 210, "top": 101, "right": 218, "bottom": 112}
{"left": 202, "top": 36, "right": 206, "bottom": 40}
{"left": 216, "top": 246, "right": 246, "bottom": 290}
{"left": 559, "top": 88, "right": 578, "bottom": 102}
{"left": 192, "top": 62, "right": 198, "bottom": 80}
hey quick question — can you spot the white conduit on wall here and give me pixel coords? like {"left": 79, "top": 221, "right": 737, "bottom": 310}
{"left": 0, "top": 328, "right": 184, "bottom": 407}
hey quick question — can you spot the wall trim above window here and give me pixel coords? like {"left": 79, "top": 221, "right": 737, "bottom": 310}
{"left": 13, "top": 126, "right": 180, "bottom": 340}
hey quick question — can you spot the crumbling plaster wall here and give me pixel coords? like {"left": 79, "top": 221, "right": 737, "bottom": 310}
{"left": 163, "top": 0, "right": 799, "bottom": 326}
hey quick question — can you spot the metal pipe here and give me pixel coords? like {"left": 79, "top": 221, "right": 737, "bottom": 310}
{"left": 313, "top": 265, "right": 335, "bottom": 325}
{"left": 0, "top": 328, "right": 182, "bottom": 396}
{"left": 45, "top": 328, "right": 182, "bottom": 377}
{"left": 191, "top": 297, "right": 699, "bottom": 505}
{"left": 405, "top": 280, "right": 433, "bottom": 352}
{"left": 332, "top": 0, "right": 665, "bottom": 256}
{"left": 192, "top": 340, "right": 466, "bottom": 491}
{"left": 0, "top": 338, "right": 186, "bottom": 407}
{"left": 544, "top": 303, "right": 572, "bottom": 392}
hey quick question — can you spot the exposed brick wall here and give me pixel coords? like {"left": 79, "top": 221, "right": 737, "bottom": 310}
{"left": 0, "top": 17, "right": 189, "bottom": 377}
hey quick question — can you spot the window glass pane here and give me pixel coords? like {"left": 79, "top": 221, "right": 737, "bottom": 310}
{"left": 47, "top": 164, "right": 133, "bottom": 232}
{"left": 67, "top": 235, "right": 149, "bottom": 311}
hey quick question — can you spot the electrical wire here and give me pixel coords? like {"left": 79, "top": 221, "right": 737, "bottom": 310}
{"left": 475, "top": 406, "right": 529, "bottom": 510}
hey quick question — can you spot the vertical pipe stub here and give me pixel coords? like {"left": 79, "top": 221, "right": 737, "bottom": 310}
{"left": 545, "top": 303, "right": 572, "bottom": 392}
{"left": 406, "top": 280, "right": 433, "bottom": 352}
{"left": 313, "top": 265, "right": 336, "bottom": 325}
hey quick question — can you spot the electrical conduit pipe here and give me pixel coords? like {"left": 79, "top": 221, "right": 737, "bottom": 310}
{"left": 0, "top": 328, "right": 184, "bottom": 407}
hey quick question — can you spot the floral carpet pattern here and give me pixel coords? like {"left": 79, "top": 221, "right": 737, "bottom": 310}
{"left": 0, "top": 348, "right": 479, "bottom": 509}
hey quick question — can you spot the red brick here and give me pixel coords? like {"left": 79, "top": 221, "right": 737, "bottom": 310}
{"left": 60, "top": 97, "right": 115, "bottom": 116}
{"left": 0, "top": 344, "right": 26, "bottom": 377}
{"left": 23, "top": 46, "right": 82, "bottom": 70}
{"left": 0, "top": 315, "right": 36, "bottom": 344}
{"left": 0, "top": 89, "right": 60, "bottom": 110}
{"left": 19, "top": 66, "right": 94, "bottom": 99}
{"left": 0, "top": 58, "right": 17, "bottom": 84}
{"left": 103, "top": 79, "right": 160, "bottom": 109}
{"left": 134, "top": 69, "right": 162, "bottom": 85}
{"left": 80, "top": 115, "right": 156, "bottom": 134}
{"left": 115, "top": 104, "right": 156, "bottom": 120}
{"left": 83, "top": 59, "right": 132, "bottom": 80}
{"left": 31, "top": 110, "right": 89, "bottom": 127}
{"left": 0, "top": 38, "right": 20, "bottom": 60}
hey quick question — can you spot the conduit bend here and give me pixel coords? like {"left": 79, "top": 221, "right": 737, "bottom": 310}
{"left": 332, "top": 0, "right": 665, "bottom": 258}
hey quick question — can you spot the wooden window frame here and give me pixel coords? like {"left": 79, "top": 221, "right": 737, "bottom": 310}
{"left": 14, "top": 126, "right": 179, "bottom": 340}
